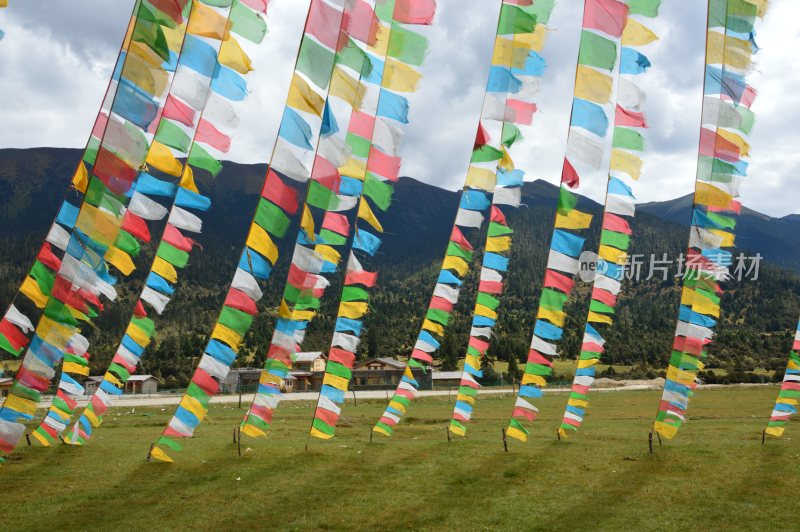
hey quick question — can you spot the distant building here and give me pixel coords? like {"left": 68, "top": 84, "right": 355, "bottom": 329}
{"left": 85, "top": 375, "right": 158, "bottom": 395}
{"left": 0, "top": 377, "right": 12, "bottom": 397}
{"left": 432, "top": 371, "right": 462, "bottom": 388}
{"left": 224, "top": 352, "right": 328, "bottom": 394}
{"left": 351, "top": 358, "right": 432, "bottom": 390}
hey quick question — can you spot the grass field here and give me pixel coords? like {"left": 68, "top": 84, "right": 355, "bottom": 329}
{"left": 1, "top": 386, "right": 795, "bottom": 531}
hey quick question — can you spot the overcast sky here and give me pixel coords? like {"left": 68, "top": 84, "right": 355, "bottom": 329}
{"left": 0, "top": 1, "right": 797, "bottom": 217}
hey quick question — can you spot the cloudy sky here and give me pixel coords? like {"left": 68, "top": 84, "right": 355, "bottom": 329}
{"left": 0, "top": 1, "right": 798, "bottom": 217}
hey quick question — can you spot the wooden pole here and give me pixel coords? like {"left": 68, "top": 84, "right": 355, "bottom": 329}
{"left": 237, "top": 427, "right": 242, "bottom": 457}
{"left": 446, "top": 426, "right": 451, "bottom": 443}
{"left": 648, "top": 431, "right": 654, "bottom": 454}
{"left": 761, "top": 429, "right": 766, "bottom": 445}
{"left": 146, "top": 443, "right": 155, "bottom": 462}
{"left": 501, "top": 428, "right": 508, "bottom": 452}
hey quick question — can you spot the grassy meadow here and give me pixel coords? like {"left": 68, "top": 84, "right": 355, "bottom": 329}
{"left": 1, "top": 386, "right": 796, "bottom": 531}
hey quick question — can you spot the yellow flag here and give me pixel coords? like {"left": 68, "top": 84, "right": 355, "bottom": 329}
{"left": 764, "top": 426, "right": 785, "bottom": 438}
{"left": 279, "top": 299, "right": 292, "bottom": 319}
{"left": 368, "top": 23, "right": 390, "bottom": 56}
{"left": 475, "top": 304, "right": 498, "bottom": 320}
{"left": 72, "top": 162, "right": 89, "bottom": 193}
{"left": 153, "top": 256, "right": 179, "bottom": 283}
{"left": 323, "top": 373, "right": 349, "bottom": 391}
{"left": 84, "top": 408, "right": 102, "bottom": 427}
{"left": 610, "top": 149, "right": 643, "bottom": 180}
{"left": 149, "top": 446, "right": 175, "bottom": 463}
{"left": 598, "top": 244, "right": 627, "bottom": 265}
{"left": 300, "top": 204, "right": 315, "bottom": 242}
{"left": 147, "top": 141, "right": 183, "bottom": 177}
{"left": 653, "top": 421, "right": 678, "bottom": 440}
{"left": 514, "top": 24, "right": 548, "bottom": 52}
{"left": 422, "top": 319, "right": 444, "bottom": 336}
{"left": 180, "top": 395, "right": 207, "bottom": 420}
{"left": 63, "top": 361, "right": 91, "bottom": 376}
{"left": 384, "top": 58, "right": 421, "bottom": 93}
{"left": 695, "top": 182, "right": 733, "bottom": 209}
{"left": 622, "top": 19, "right": 659, "bottom": 46}
{"left": 718, "top": 128, "right": 750, "bottom": 157}
{"left": 388, "top": 400, "right": 407, "bottom": 414}
{"left": 575, "top": 66, "right": 612, "bottom": 104}
{"left": 187, "top": 1, "right": 231, "bottom": 39}
{"left": 338, "top": 158, "right": 367, "bottom": 178}
{"left": 537, "top": 307, "right": 565, "bottom": 327}
{"left": 180, "top": 165, "right": 199, "bottom": 193}
{"left": 292, "top": 309, "right": 316, "bottom": 321}
{"left": 129, "top": 41, "right": 164, "bottom": 68}
{"left": 105, "top": 246, "right": 136, "bottom": 276}
{"left": 162, "top": 24, "right": 185, "bottom": 51}
{"left": 442, "top": 256, "right": 469, "bottom": 277}
{"left": 126, "top": 322, "right": 152, "bottom": 348}
{"left": 21, "top": 277, "right": 48, "bottom": 309}
{"left": 486, "top": 236, "right": 511, "bottom": 253}
{"left": 465, "top": 166, "right": 496, "bottom": 191}
{"left": 122, "top": 52, "right": 169, "bottom": 96}
{"left": 707, "top": 30, "right": 753, "bottom": 71}
{"left": 288, "top": 74, "right": 325, "bottom": 116}
{"left": 449, "top": 424, "right": 466, "bottom": 437}
{"left": 330, "top": 67, "right": 366, "bottom": 108}
{"left": 105, "top": 372, "right": 124, "bottom": 388}
{"left": 456, "top": 393, "right": 476, "bottom": 405}
{"left": 3, "top": 395, "right": 37, "bottom": 417}
{"left": 499, "top": 146, "right": 515, "bottom": 171}
{"left": 358, "top": 200, "right": 384, "bottom": 232}
{"left": 211, "top": 323, "right": 242, "bottom": 349}
{"left": 506, "top": 426, "right": 528, "bottom": 442}
{"left": 246, "top": 223, "right": 279, "bottom": 264}
{"left": 709, "top": 229, "right": 735, "bottom": 247}
{"left": 373, "top": 425, "right": 391, "bottom": 437}
{"left": 76, "top": 204, "right": 119, "bottom": 247}
{"left": 316, "top": 244, "right": 341, "bottom": 265}
{"left": 31, "top": 431, "right": 51, "bottom": 447}
{"left": 692, "top": 294, "right": 720, "bottom": 318}
{"left": 219, "top": 35, "right": 253, "bottom": 74}
{"left": 588, "top": 311, "right": 613, "bottom": 325}
{"left": 310, "top": 427, "right": 334, "bottom": 440}
{"left": 339, "top": 301, "right": 369, "bottom": 320}
{"left": 555, "top": 209, "right": 593, "bottom": 230}
{"left": 37, "top": 316, "right": 74, "bottom": 346}
{"left": 521, "top": 373, "right": 546, "bottom": 386}
{"left": 240, "top": 423, "right": 266, "bottom": 438}
{"left": 492, "top": 36, "right": 531, "bottom": 68}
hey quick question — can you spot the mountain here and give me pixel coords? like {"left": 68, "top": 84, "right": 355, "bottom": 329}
{"left": 638, "top": 195, "right": 800, "bottom": 270}
{"left": 1, "top": 148, "right": 799, "bottom": 386}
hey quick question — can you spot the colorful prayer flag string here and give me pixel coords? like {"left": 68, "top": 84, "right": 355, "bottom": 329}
{"left": 373, "top": 0, "right": 554, "bottom": 439}
{"left": 764, "top": 318, "right": 800, "bottom": 438}
{"left": 506, "top": 0, "right": 629, "bottom": 444}
{"left": 55, "top": 2, "right": 266, "bottom": 448}
{"left": 150, "top": 0, "right": 380, "bottom": 461}
{"left": 557, "top": 1, "right": 661, "bottom": 439}
{"left": 652, "top": 0, "right": 768, "bottom": 441}
{"left": 302, "top": 0, "right": 437, "bottom": 442}
{"left": 0, "top": 0, "right": 196, "bottom": 462}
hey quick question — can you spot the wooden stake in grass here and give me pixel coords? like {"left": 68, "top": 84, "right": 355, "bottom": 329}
{"left": 501, "top": 428, "right": 508, "bottom": 452}
{"left": 146, "top": 443, "right": 155, "bottom": 462}
{"left": 446, "top": 426, "right": 451, "bottom": 443}
{"left": 761, "top": 429, "right": 766, "bottom": 445}
{"left": 237, "top": 427, "right": 242, "bottom": 457}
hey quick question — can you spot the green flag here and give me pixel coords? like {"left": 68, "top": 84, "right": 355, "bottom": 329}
{"left": 426, "top": 308, "right": 450, "bottom": 326}
{"left": 114, "top": 230, "right": 142, "bottom": 257}
{"left": 255, "top": 198, "right": 291, "bottom": 238}
{"left": 342, "top": 286, "right": 369, "bottom": 302}
{"left": 388, "top": 24, "right": 429, "bottom": 66}
{"left": 471, "top": 145, "right": 503, "bottom": 163}
{"left": 307, "top": 180, "right": 337, "bottom": 210}
{"left": 539, "top": 288, "right": 568, "bottom": 311}
{"left": 155, "top": 120, "right": 191, "bottom": 153}
{"left": 219, "top": 305, "right": 254, "bottom": 335}
{"left": 297, "top": 37, "right": 336, "bottom": 89}
{"left": 230, "top": 1, "right": 268, "bottom": 43}
{"left": 497, "top": 4, "right": 537, "bottom": 35}
{"left": 488, "top": 221, "right": 513, "bottom": 237}
{"left": 578, "top": 30, "right": 617, "bottom": 70}
{"left": 600, "top": 229, "right": 630, "bottom": 250}
{"left": 157, "top": 241, "right": 189, "bottom": 268}
{"left": 363, "top": 173, "right": 393, "bottom": 211}
{"left": 477, "top": 292, "right": 500, "bottom": 310}
{"left": 188, "top": 144, "right": 222, "bottom": 177}
{"left": 612, "top": 127, "right": 645, "bottom": 151}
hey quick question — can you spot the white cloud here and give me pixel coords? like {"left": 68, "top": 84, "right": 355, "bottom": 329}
{"left": 0, "top": 0, "right": 797, "bottom": 217}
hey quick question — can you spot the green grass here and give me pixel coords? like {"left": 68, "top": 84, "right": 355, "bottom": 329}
{"left": 1, "top": 386, "right": 795, "bottom": 531}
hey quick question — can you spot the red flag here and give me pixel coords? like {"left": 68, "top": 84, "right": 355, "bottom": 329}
{"left": 544, "top": 269, "right": 575, "bottom": 294}
{"left": 615, "top": 105, "right": 648, "bottom": 128}
{"left": 307, "top": 0, "right": 343, "bottom": 50}
{"left": 367, "top": 147, "right": 401, "bottom": 181}
{"left": 262, "top": 169, "right": 300, "bottom": 215}
{"left": 163, "top": 95, "right": 196, "bottom": 127}
{"left": 328, "top": 348, "right": 356, "bottom": 368}
{"left": 311, "top": 155, "right": 341, "bottom": 189}
{"left": 449, "top": 226, "right": 473, "bottom": 251}
{"left": 478, "top": 280, "right": 503, "bottom": 294}
{"left": 349, "top": 110, "right": 375, "bottom": 139}
{"left": 603, "top": 213, "right": 632, "bottom": 235}
{"left": 561, "top": 158, "right": 580, "bottom": 188}
{"left": 37, "top": 243, "right": 62, "bottom": 272}
{"left": 322, "top": 212, "right": 350, "bottom": 236}
{"left": 93, "top": 148, "right": 137, "bottom": 194}
{"left": 0, "top": 319, "right": 29, "bottom": 351}
{"left": 344, "top": 269, "right": 378, "bottom": 287}
{"left": 699, "top": 128, "right": 741, "bottom": 163}
{"left": 192, "top": 368, "right": 219, "bottom": 395}
{"left": 314, "top": 407, "right": 340, "bottom": 426}
{"left": 411, "top": 349, "right": 433, "bottom": 362}
{"left": 91, "top": 112, "right": 109, "bottom": 139}
{"left": 225, "top": 289, "right": 258, "bottom": 316}
{"left": 163, "top": 224, "right": 195, "bottom": 252}
{"left": 591, "top": 287, "right": 617, "bottom": 307}
{"left": 506, "top": 99, "right": 537, "bottom": 125}
{"left": 583, "top": 0, "right": 628, "bottom": 37}
{"left": 429, "top": 296, "right": 453, "bottom": 313}
{"left": 197, "top": 119, "right": 231, "bottom": 153}
{"left": 394, "top": 0, "right": 437, "bottom": 24}
{"left": 490, "top": 205, "right": 507, "bottom": 224}
{"left": 474, "top": 122, "right": 490, "bottom": 149}
{"left": 122, "top": 211, "right": 151, "bottom": 243}
{"left": 345, "top": 0, "right": 380, "bottom": 46}
{"left": 134, "top": 300, "right": 148, "bottom": 318}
